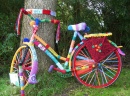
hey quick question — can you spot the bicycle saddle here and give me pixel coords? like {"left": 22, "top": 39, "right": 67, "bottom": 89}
{"left": 68, "top": 22, "right": 90, "bottom": 33}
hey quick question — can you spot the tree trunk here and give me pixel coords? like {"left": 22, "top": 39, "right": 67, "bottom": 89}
{"left": 21, "top": 0, "right": 57, "bottom": 71}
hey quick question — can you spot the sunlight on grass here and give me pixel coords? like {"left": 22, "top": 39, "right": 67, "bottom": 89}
{"left": 0, "top": 68, "right": 130, "bottom": 96}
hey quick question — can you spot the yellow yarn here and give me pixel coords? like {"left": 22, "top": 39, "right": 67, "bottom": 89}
{"left": 30, "top": 21, "right": 35, "bottom": 26}
{"left": 84, "top": 32, "right": 112, "bottom": 38}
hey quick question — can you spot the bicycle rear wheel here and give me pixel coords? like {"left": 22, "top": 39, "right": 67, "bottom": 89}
{"left": 72, "top": 44, "right": 122, "bottom": 88}
{"left": 10, "top": 45, "right": 32, "bottom": 87}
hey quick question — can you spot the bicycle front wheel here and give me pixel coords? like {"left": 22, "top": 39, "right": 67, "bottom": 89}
{"left": 72, "top": 44, "right": 122, "bottom": 88}
{"left": 10, "top": 45, "right": 32, "bottom": 87}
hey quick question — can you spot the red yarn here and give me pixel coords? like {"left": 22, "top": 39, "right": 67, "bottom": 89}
{"left": 21, "top": 94, "right": 25, "bottom": 96}
{"left": 51, "top": 19, "right": 60, "bottom": 24}
{"left": 21, "top": 8, "right": 28, "bottom": 15}
{"left": 42, "top": 10, "right": 51, "bottom": 15}
{"left": 83, "top": 37, "right": 116, "bottom": 63}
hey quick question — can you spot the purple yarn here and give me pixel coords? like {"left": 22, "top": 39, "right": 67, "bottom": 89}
{"left": 28, "top": 60, "right": 38, "bottom": 84}
{"left": 21, "top": 90, "right": 24, "bottom": 94}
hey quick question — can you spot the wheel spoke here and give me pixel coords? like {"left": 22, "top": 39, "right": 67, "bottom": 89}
{"left": 72, "top": 44, "right": 122, "bottom": 88}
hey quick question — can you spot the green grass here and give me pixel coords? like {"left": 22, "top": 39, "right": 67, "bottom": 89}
{"left": 1, "top": 68, "right": 130, "bottom": 96}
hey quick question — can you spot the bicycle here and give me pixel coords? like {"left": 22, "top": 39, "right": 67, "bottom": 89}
{"left": 9, "top": 8, "right": 125, "bottom": 96}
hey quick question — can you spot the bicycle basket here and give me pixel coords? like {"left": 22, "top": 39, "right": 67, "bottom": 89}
{"left": 83, "top": 37, "right": 116, "bottom": 63}
{"left": 9, "top": 72, "right": 20, "bottom": 87}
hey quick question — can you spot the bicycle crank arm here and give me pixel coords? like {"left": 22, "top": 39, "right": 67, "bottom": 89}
{"left": 48, "top": 65, "right": 66, "bottom": 74}
{"left": 53, "top": 67, "right": 66, "bottom": 74}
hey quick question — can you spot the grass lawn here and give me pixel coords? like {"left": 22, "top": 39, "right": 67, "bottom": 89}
{"left": 0, "top": 68, "right": 130, "bottom": 96}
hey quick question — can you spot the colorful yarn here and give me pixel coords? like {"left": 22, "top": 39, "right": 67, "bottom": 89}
{"left": 51, "top": 19, "right": 60, "bottom": 24}
{"left": 50, "top": 19, "right": 60, "bottom": 43}
{"left": 26, "top": 9, "right": 56, "bottom": 16}
{"left": 83, "top": 26, "right": 90, "bottom": 33}
{"left": 34, "top": 42, "right": 65, "bottom": 70}
{"left": 68, "top": 22, "right": 87, "bottom": 31}
{"left": 19, "top": 66, "right": 25, "bottom": 96}
{"left": 23, "top": 38, "right": 30, "bottom": 42}
{"left": 43, "top": 10, "right": 51, "bottom": 15}
{"left": 15, "top": 8, "right": 23, "bottom": 35}
{"left": 15, "top": 8, "right": 57, "bottom": 36}
{"left": 27, "top": 45, "right": 38, "bottom": 84}
{"left": 34, "top": 35, "right": 66, "bottom": 61}
{"left": 30, "top": 21, "right": 36, "bottom": 26}
{"left": 84, "top": 32, "right": 112, "bottom": 38}
{"left": 56, "top": 23, "right": 60, "bottom": 43}
{"left": 83, "top": 37, "right": 116, "bottom": 63}
{"left": 35, "top": 18, "right": 41, "bottom": 26}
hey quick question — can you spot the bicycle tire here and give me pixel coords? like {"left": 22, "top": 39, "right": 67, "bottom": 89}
{"left": 72, "top": 43, "right": 122, "bottom": 88}
{"left": 10, "top": 45, "right": 32, "bottom": 87}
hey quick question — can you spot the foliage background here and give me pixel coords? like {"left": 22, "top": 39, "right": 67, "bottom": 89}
{"left": 0, "top": 0, "right": 24, "bottom": 75}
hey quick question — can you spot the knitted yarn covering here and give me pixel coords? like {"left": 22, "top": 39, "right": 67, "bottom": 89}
{"left": 83, "top": 37, "right": 116, "bottom": 63}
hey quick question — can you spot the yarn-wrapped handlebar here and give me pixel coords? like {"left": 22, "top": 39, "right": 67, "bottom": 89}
{"left": 22, "top": 8, "right": 56, "bottom": 16}
{"left": 21, "top": 8, "right": 28, "bottom": 15}
{"left": 15, "top": 8, "right": 60, "bottom": 35}
{"left": 22, "top": 8, "right": 60, "bottom": 24}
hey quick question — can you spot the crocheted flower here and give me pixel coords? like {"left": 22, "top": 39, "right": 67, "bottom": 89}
{"left": 92, "top": 43, "right": 102, "bottom": 52}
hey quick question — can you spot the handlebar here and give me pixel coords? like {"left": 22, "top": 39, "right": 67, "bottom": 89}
{"left": 22, "top": 8, "right": 56, "bottom": 16}
{"left": 21, "top": 8, "right": 59, "bottom": 24}
{"left": 21, "top": 8, "right": 28, "bottom": 15}
{"left": 15, "top": 8, "right": 60, "bottom": 43}
{"left": 15, "top": 8, "right": 60, "bottom": 35}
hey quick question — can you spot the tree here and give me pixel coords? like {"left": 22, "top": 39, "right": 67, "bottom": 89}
{"left": 21, "top": 0, "right": 57, "bottom": 71}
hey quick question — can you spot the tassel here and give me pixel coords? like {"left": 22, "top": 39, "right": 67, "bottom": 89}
{"left": 56, "top": 23, "right": 60, "bottom": 43}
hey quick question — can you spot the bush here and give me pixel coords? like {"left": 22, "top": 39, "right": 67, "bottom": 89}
{"left": 0, "top": 13, "right": 20, "bottom": 75}
{"left": 0, "top": 0, "right": 24, "bottom": 75}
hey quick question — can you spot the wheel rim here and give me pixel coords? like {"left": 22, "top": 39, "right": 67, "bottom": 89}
{"left": 72, "top": 44, "right": 122, "bottom": 88}
{"left": 10, "top": 46, "right": 32, "bottom": 86}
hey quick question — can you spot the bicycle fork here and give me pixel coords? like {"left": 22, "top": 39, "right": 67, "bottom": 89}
{"left": 18, "top": 46, "right": 29, "bottom": 96}
{"left": 21, "top": 42, "right": 38, "bottom": 85}
{"left": 18, "top": 45, "right": 38, "bottom": 95}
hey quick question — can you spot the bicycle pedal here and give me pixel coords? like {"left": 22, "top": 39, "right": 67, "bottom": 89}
{"left": 48, "top": 65, "right": 54, "bottom": 73}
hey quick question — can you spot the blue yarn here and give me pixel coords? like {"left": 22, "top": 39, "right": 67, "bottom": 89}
{"left": 35, "top": 18, "right": 41, "bottom": 26}
{"left": 83, "top": 26, "right": 90, "bottom": 33}
{"left": 23, "top": 38, "right": 30, "bottom": 42}
{"left": 68, "top": 25, "right": 90, "bottom": 33}
{"left": 68, "top": 25, "right": 73, "bottom": 31}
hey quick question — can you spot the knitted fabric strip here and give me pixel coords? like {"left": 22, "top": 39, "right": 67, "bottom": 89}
{"left": 83, "top": 37, "right": 116, "bottom": 63}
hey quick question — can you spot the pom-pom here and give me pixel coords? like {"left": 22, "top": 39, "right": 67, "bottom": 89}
{"left": 35, "top": 18, "right": 41, "bottom": 25}
{"left": 30, "top": 21, "right": 36, "bottom": 26}
{"left": 23, "top": 38, "right": 30, "bottom": 42}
